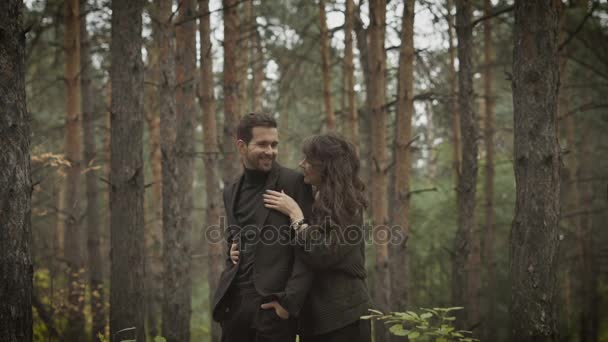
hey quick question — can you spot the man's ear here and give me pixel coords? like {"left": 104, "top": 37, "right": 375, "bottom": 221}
{"left": 236, "top": 139, "right": 247, "bottom": 155}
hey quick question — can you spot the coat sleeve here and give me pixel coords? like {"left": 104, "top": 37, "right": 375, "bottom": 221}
{"left": 277, "top": 174, "right": 314, "bottom": 317}
{"left": 223, "top": 187, "right": 238, "bottom": 269}
{"left": 294, "top": 213, "right": 364, "bottom": 272}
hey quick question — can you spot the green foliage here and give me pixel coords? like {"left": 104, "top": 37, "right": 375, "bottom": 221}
{"left": 361, "top": 307, "right": 478, "bottom": 342}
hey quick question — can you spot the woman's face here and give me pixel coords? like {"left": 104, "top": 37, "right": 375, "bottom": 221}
{"left": 299, "top": 158, "right": 322, "bottom": 186}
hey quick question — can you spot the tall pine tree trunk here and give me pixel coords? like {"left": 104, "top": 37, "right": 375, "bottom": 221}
{"left": 222, "top": 0, "right": 241, "bottom": 182}
{"left": 318, "top": 0, "right": 335, "bottom": 131}
{"left": 453, "top": 0, "right": 480, "bottom": 332}
{"left": 63, "top": 0, "right": 86, "bottom": 338}
{"left": 145, "top": 1, "right": 163, "bottom": 336}
{"left": 558, "top": 4, "right": 595, "bottom": 340}
{"left": 0, "top": 1, "right": 33, "bottom": 340}
{"left": 390, "top": 0, "right": 415, "bottom": 315}
{"left": 510, "top": 0, "right": 560, "bottom": 340}
{"left": 343, "top": 0, "right": 358, "bottom": 148}
{"left": 238, "top": 0, "right": 252, "bottom": 114}
{"left": 162, "top": 0, "right": 197, "bottom": 340}
{"left": 481, "top": 0, "right": 496, "bottom": 339}
{"left": 354, "top": 8, "right": 372, "bottom": 188}
{"left": 157, "top": 0, "right": 179, "bottom": 340}
{"left": 109, "top": 0, "right": 146, "bottom": 340}
{"left": 80, "top": 0, "right": 105, "bottom": 337}
{"left": 368, "top": 1, "right": 390, "bottom": 340}
{"left": 199, "top": 0, "right": 222, "bottom": 340}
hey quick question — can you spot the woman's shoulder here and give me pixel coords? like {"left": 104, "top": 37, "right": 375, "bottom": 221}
{"left": 276, "top": 164, "right": 306, "bottom": 188}
{"left": 276, "top": 163, "right": 303, "bottom": 179}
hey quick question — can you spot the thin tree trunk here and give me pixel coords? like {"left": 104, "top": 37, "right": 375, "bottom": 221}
{"left": 109, "top": 0, "right": 146, "bottom": 340}
{"left": 368, "top": 1, "right": 390, "bottom": 340}
{"left": 199, "top": 0, "right": 222, "bottom": 340}
{"left": 222, "top": 0, "right": 242, "bottom": 182}
{"left": 80, "top": 0, "right": 105, "bottom": 337}
{"left": 63, "top": 0, "right": 86, "bottom": 338}
{"left": 0, "top": 1, "right": 33, "bottom": 340}
{"left": 558, "top": 4, "right": 594, "bottom": 340}
{"left": 238, "top": 0, "right": 252, "bottom": 114}
{"left": 481, "top": 0, "right": 496, "bottom": 339}
{"left": 318, "top": 0, "right": 335, "bottom": 131}
{"left": 278, "top": 94, "right": 291, "bottom": 163}
{"left": 162, "top": 0, "right": 197, "bottom": 340}
{"left": 425, "top": 101, "right": 437, "bottom": 179}
{"left": 390, "top": 0, "right": 415, "bottom": 316}
{"left": 446, "top": 0, "right": 461, "bottom": 184}
{"left": 145, "top": 2, "right": 163, "bottom": 336}
{"left": 343, "top": 0, "right": 358, "bottom": 148}
{"left": 157, "top": 0, "right": 179, "bottom": 341}
{"left": 510, "top": 1, "right": 560, "bottom": 341}
{"left": 252, "top": 27, "right": 264, "bottom": 113}
{"left": 354, "top": 7, "right": 372, "bottom": 189}
{"left": 453, "top": 0, "right": 480, "bottom": 333}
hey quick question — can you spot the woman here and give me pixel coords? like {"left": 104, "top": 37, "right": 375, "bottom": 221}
{"left": 263, "top": 133, "right": 371, "bottom": 342}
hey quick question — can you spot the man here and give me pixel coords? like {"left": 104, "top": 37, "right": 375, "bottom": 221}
{"left": 212, "top": 113, "right": 314, "bottom": 342}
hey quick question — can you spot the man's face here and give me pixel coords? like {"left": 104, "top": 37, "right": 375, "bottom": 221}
{"left": 237, "top": 126, "right": 279, "bottom": 172}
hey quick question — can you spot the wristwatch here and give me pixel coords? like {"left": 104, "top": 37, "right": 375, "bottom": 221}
{"left": 290, "top": 218, "right": 308, "bottom": 231}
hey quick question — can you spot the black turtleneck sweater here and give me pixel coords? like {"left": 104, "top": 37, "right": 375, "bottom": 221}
{"left": 233, "top": 167, "right": 270, "bottom": 288}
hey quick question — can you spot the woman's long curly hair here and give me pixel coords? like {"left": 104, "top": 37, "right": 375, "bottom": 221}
{"left": 302, "top": 133, "right": 367, "bottom": 228}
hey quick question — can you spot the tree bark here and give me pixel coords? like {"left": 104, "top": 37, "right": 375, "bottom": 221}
{"left": 80, "top": 0, "right": 105, "bottom": 337}
{"left": 238, "top": 0, "right": 252, "bottom": 114}
{"left": 510, "top": 1, "right": 561, "bottom": 341}
{"left": 109, "top": 0, "right": 146, "bottom": 340}
{"left": 161, "top": 0, "right": 197, "bottom": 341}
{"left": 145, "top": 1, "right": 164, "bottom": 336}
{"left": 63, "top": 0, "right": 86, "bottom": 338}
{"left": 318, "top": 0, "right": 335, "bottom": 131}
{"left": 368, "top": 2, "right": 390, "bottom": 341}
{"left": 481, "top": 0, "right": 496, "bottom": 339}
{"left": 157, "top": 0, "right": 179, "bottom": 341}
{"left": 222, "top": 0, "right": 242, "bottom": 182}
{"left": 199, "top": 0, "right": 222, "bottom": 340}
{"left": 354, "top": 7, "right": 372, "bottom": 189}
{"left": 343, "top": 0, "right": 358, "bottom": 148}
{"left": 0, "top": 1, "right": 33, "bottom": 341}
{"left": 390, "top": 0, "right": 415, "bottom": 316}
{"left": 453, "top": 0, "right": 480, "bottom": 333}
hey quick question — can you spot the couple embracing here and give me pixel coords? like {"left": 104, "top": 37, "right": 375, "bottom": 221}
{"left": 212, "top": 113, "right": 371, "bottom": 342}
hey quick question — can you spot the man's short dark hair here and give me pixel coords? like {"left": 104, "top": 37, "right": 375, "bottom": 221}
{"left": 236, "top": 112, "right": 277, "bottom": 144}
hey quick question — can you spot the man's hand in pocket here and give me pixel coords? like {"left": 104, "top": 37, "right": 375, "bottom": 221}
{"left": 260, "top": 301, "right": 289, "bottom": 320}
{"left": 230, "top": 243, "right": 239, "bottom": 264}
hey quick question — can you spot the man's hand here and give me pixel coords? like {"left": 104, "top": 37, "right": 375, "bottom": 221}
{"left": 230, "top": 243, "right": 239, "bottom": 265}
{"left": 260, "top": 301, "right": 290, "bottom": 320}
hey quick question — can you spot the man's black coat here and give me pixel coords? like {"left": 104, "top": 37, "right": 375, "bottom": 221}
{"left": 212, "top": 162, "right": 314, "bottom": 322}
